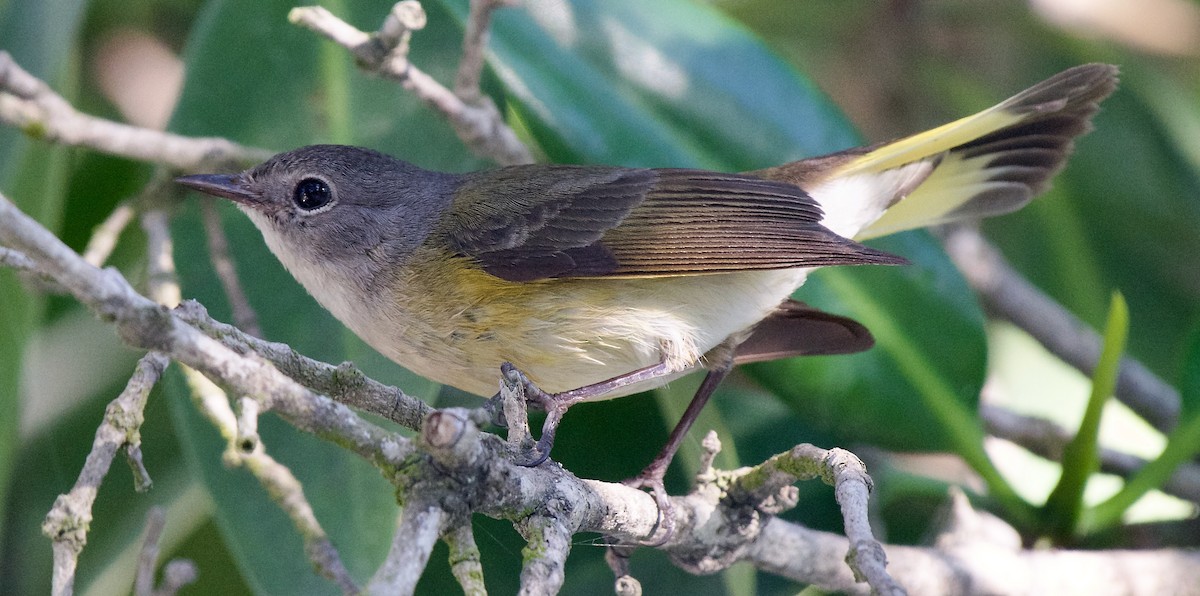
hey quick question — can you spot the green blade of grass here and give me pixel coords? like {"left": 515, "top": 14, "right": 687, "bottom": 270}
{"left": 1041, "top": 292, "right": 1128, "bottom": 541}
{"left": 1083, "top": 327, "right": 1200, "bottom": 533}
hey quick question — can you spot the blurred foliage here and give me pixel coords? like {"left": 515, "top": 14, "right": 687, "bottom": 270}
{"left": 1, "top": 0, "right": 1198, "bottom": 594}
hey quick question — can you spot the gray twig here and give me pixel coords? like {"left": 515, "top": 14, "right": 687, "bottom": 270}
{"left": 455, "top": 0, "right": 517, "bottom": 102}
{"left": 517, "top": 516, "right": 572, "bottom": 596}
{"left": 134, "top": 506, "right": 198, "bottom": 596}
{"left": 0, "top": 51, "right": 268, "bottom": 171}
{"left": 200, "top": 201, "right": 262, "bottom": 336}
{"left": 444, "top": 522, "right": 487, "bottom": 596}
{"left": 82, "top": 201, "right": 136, "bottom": 267}
{"left": 42, "top": 352, "right": 169, "bottom": 596}
{"left": 982, "top": 404, "right": 1200, "bottom": 504}
{"left": 174, "top": 300, "right": 434, "bottom": 431}
{"left": 941, "top": 225, "right": 1180, "bottom": 433}
{"left": 368, "top": 502, "right": 445, "bottom": 595}
{"left": 288, "top": 2, "right": 533, "bottom": 166}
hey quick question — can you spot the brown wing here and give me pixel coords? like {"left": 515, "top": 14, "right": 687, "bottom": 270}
{"left": 440, "top": 165, "right": 904, "bottom": 282}
{"left": 734, "top": 300, "right": 874, "bottom": 364}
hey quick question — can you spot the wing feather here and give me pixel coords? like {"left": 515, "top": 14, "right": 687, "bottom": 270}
{"left": 440, "top": 166, "right": 903, "bottom": 282}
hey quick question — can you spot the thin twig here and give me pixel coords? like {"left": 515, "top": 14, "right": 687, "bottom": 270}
{"left": 368, "top": 502, "right": 445, "bottom": 595}
{"left": 941, "top": 225, "right": 1180, "bottom": 433}
{"left": 134, "top": 507, "right": 164, "bottom": 596}
{"left": 289, "top": 3, "right": 533, "bottom": 166}
{"left": 82, "top": 201, "right": 136, "bottom": 267}
{"left": 517, "top": 516, "right": 572, "bottom": 596}
{"left": 827, "top": 449, "right": 904, "bottom": 596}
{"left": 444, "top": 522, "right": 486, "bottom": 595}
{"left": 454, "top": 0, "right": 516, "bottom": 102}
{"left": 42, "top": 352, "right": 169, "bottom": 596}
{"left": 982, "top": 404, "right": 1200, "bottom": 504}
{"left": 200, "top": 201, "right": 261, "bottom": 336}
{"left": 174, "top": 300, "right": 434, "bottom": 431}
{"left": 0, "top": 51, "right": 268, "bottom": 171}
{"left": 722, "top": 443, "right": 903, "bottom": 595}
{"left": 142, "top": 194, "right": 361, "bottom": 592}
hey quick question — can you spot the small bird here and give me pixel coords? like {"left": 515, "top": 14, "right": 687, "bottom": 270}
{"left": 179, "top": 64, "right": 1117, "bottom": 506}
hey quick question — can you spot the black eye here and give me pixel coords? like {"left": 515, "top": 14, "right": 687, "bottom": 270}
{"left": 293, "top": 178, "right": 333, "bottom": 211}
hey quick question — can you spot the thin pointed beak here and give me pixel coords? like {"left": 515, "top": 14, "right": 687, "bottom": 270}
{"left": 176, "top": 173, "right": 260, "bottom": 206}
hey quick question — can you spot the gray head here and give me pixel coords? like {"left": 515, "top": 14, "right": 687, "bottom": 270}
{"left": 177, "top": 145, "right": 460, "bottom": 290}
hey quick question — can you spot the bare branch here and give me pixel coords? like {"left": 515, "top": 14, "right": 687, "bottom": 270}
{"left": 983, "top": 404, "right": 1200, "bottom": 504}
{"left": 827, "top": 448, "right": 903, "bottom": 596}
{"left": 288, "top": 3, "right": 534, "bottom": 166}
{"left": 517, "top": 516, "right": 572, "bottom": 596}
{"left": 82, "top": 201, "right": 136, "bottom": 267}
{"left": 0, "top": 51, "right": 269, "bottom": 170}
{"left": 134, "top": 507, "right": 198, "bottom": 596}
{"left": 444, "top": 523, "right": 486, "bottom": 595}
{"left": 200, "top": 201, "right": 262, "bottom": 336}
{"left": 368, "top": 502, "right": 445, "bottom": 595}
{"left": 174, "top": 300, "right": 434, "bottom": 431}
{"left": 941, "top": 225, "right": 1180, "bottom": 433}
{"left": 42, "top": 352, "right": 169, "bottom": 596}
{"left": 455, "top": 0, "right": 517, "bottom": 102}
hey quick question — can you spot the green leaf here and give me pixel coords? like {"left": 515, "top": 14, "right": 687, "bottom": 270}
{"left": 457, "top": 0, "right": 858, "bottom": 170}
{"left": 748, "top": 232, "right": 988, "bottom": 452}
{"left": 1042, "top": 292, "right": 1128, "bottom": 540}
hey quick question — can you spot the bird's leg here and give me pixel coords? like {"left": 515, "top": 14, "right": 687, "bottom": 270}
{"left": 497, "top": 360, "right": 675, "bottom": 467}
{"left": 622, "top": 357, "right": 734, "bottom": 545}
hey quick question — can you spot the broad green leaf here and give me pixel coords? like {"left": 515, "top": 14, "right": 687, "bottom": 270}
{"left": 453, "top": 0, "right": 859, "bottom": 169}
{"left": 748, "top": 232, "right": 988, "bottom": 453}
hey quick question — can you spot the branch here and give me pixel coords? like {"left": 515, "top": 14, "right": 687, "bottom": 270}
{"left": 289, "top": 2, "right": 534, "bottom": 166}
{"left": 0, "top": 191, "right": 411, "bottom": 471}
{"left": 982, "top": 404, "right": 1200, "bottom": 504}
{"left": 173, "top": 300, "right": 434, "bottom": 431}
{"left": 443, "top": 522, "right": 486, "bottom": 595}
{"left": 134, "top": 507, "right": 198, "bottom": 596}
{"left": 941, "top": 225, "right": 1180, "bottom": 433}
{"left": 42, "top": 352, "right": 168, "bottom": 596}
{"left": 200, "top": 201, "right": 262, "bottom": 336}
{"left": 367, "top": 502, "right": 444, "bottom": 595}
{"left": 142, "top": 205, "right": 360, "bottom": 592}
{"left": 0, "top": 51, "right": 269, "bottom": 170}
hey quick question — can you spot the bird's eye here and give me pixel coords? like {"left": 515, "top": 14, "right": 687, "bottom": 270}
{"left": 293, "top": 178, "right": 333, "bottom": 212}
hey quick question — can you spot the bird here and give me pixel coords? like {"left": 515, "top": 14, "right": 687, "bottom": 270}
{"left": 177, "top": 63, "right": 1118, "bottom": 519}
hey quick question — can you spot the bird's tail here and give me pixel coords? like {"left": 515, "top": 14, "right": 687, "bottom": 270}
{"left": 755, "top": 64, "right": 1119, "bottom": 240}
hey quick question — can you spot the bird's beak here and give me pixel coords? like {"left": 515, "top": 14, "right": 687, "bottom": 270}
{"left": 176, "top": 173, "right": 261, "bottom": 206}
